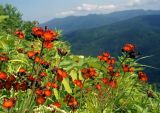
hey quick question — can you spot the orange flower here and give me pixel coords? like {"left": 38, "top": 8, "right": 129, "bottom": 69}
{"left": 57, "top": 69, "right": 68, "bottom": 79}
{"left": 35, "top": 88, "right": 44, "bottom": 96}
{"left": 34, "top": 56, "right": 40, "bottom": 63}
{"left": 27, "top": 51, "right": 35, "bottom": 59}
{"left": 27, "top": 74, "right": 35, "bottom": 82}
{"left": 34, "top": 57, "right": 44, "bottom": 64}
{"left": 18, "top": 68, "right": 27, "bottom": 75}
{"left": 32, "top": 27, "right": 44, "bottom": 37}
{"left": 74, "top": 80, "right": 83, "bottom": 89}
{"left": 107, "top": 65, "right": 114, "bottom": 72}
{"left": 101, "top": 77, "right": 109, "bottom": 84}
{"left": 52, "top": 102, "right": 61, "bottom": 108}
{"left": 43, "top": 41, "right": 53, "bottom": 49}
{"left": 96, "top": 83, "right": 101, "bottom": 90}
{"left": 98, "top": 52, "right": 110, "bottom": 62}
{"left": 103, "top": 52, "right": 110, "bottom": 57}
{"left": 98, "top": 52, "right": 116, "bottom": 65}
{"left": 109, "top": 80, "right": 117, "bottom": 88}
{"left": 2, "top": 98, "right": 16, "bottom": 109}
{"left": 44, "top": 89, "right": 52, "bottom": 97}
{"left": 107, "top": 57, "right": 116, "bottom": 65}
{"left": 138, "top": 72, "right": 148, "bottom": 82}
{"left": 45, "top": 82, "right": 58, "bottom": 89}
{"left": 64, "top": 94, "right": 79, "bottom": 110}
{"left": 67, "top": 97, "right": 79, "bottom": 110}
{"left": 39, "top": 72, "right": 47, "bottom": 77}
{"left": 122, "top": 64, "right": 134, "bottom": 72}
{"left": 42, "top": 30, "right": 57, "bottom": 41}
{"left": 115, "top": 72, "right": 120, "bottom": 77}
{"left": 122, "top": 43, "right": 135, "bottom": 53}
{"left": 81, "top": 68, "right": 96, "bottom": 79}
{"left": 0, "top": 56, "right": 9, "bottom": 62}
{"left": 36, "top": 96, "right": 46, "bottom": 105}
{"left": 15, "top": 30, "right": 25, "bottom": 39}
{"left": 0, "top": 71, "right": 8, "bottom": 80}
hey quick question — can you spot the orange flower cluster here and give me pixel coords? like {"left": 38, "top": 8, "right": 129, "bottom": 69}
{"left": 45, "top": 82, "right": 58, "bottom": 89}
{"left": 122, "top": 64, "right": 134, "bottom": 73}
{"left": 15, "top": 30, "right": 25, "bottom": 39}
{"left": 27, "top": 50, "right": 51, "bottom": 69}
{"left": 81, "top": 68, "right": 97, "bottom": 79}
{"left": 64, "top": 94, "right": 79, "bottom": 110}
{"left": 31, "top": 27, "right": 58, "bottom": 49}
{"left": 27, "top": 50, "right": 39, "bottom": 59}
{"left": 98, "top": 52, "right": 120, "bottom": 77}
{"left": 0, "top": 70, "right": 30, "bottom": 91}
{"left": 52, "top": 68, "right": 68, "bottom": 81}
{"left": 32, "top": 27, "right": 44, "bottom": 38}
{"left": 122, "top": 43, "right": 135, "bottom": 53}
{"left": 35, "top": 88, "right": 52, "bottom": 104}
{"left": 98, "top": 52, "right": 116, "bottom": 65}
{"left": 122, "top": 43, "right": 140, "bottom": 58}
{"left": 101, "top": 77, "right": 117, "bottom": 89}
{"left": 138, "top": 71, "right": 148, "bottom": 82}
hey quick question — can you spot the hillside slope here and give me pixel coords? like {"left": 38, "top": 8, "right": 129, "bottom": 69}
{"left": 64, "top": 15, "right": 160, "bottom": 84}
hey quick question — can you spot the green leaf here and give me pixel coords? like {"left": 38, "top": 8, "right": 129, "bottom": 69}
{"left": 62, "top": 78, "right": 72, "bottom": 94}
{"left": 78, "top": 70, "right": 84, "bottom": 81}
{"left": 53, "top": 89, "right": 59, "bottom": 100}
{"left": 70, "top": 69, "right": 78, "bottom": 80}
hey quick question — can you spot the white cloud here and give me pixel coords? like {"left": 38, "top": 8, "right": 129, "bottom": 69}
{"left": 56, "top": 0, "right": 160, "bottom": 17}
{"left": 57, "top": 3, "right": 116, "bottom": 17}
{"left": 76, "top": 3, "right": 116, "bottom": 11}
{"left": 57, "top": 10, "right": 75, "bottom": 17}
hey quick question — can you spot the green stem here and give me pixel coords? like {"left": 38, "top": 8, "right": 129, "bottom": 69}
{"left": 142, "top": 97, "right": 148, "bottom": 113}
{"left": 128, "top": 79, "right": 138, "bottom": 97}
{"left": 27, "top": 39, "right": 45, "bottom": 112}
{"left": 117, "top": 54, "right": 128, "bottom": 71}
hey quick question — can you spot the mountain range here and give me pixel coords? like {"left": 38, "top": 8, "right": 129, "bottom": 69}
{"left": 41, "top": 9, "right": 160, "bottom": 85}
{"left": 41, "top": 9, "right": 160, "bottom": 34}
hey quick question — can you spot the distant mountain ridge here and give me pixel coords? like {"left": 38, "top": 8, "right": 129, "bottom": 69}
{"left": 64, "top": 14, "right": 160, "bottom": 84}
{"left": 41, "top": 9, "right": 160, "bottom": 34}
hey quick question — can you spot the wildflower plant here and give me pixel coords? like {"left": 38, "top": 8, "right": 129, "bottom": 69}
{"left": 0, "top": 25, "right": 160, "bottom": 113}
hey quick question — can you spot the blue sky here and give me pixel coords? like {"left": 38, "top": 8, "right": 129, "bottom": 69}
{"left": 0, "top": 0, "right": 160, "bottom": 23}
